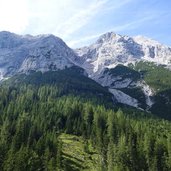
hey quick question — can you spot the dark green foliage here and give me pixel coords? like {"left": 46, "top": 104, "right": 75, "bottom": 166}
{"left": 151, "top": 89, "right": 171, "bottom": 120}
{"left": 0, "top": 68, "right": 171, "bottom": 170}
{"left": 3, "top": 66, "right": 113, "bottom": 108}
{"left": 104, "top": 64, "right": 140, "bottom": 81}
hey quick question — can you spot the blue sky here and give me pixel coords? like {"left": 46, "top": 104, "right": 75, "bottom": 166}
{"left": 0, "top": 0, "right": 170, "bottom": 47}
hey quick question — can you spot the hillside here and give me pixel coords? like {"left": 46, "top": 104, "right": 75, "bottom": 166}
{"left": 1, "top": 31, "right": 171, "bottom": 118}
{"left": 74, "top": 32, "right": 171, "bottom": 118}
{"left": 1, "top": 31, "right": 171, "bottom": 170}
{"left": 131, "top": 61, "right": 171, "bottom": 119}
{"left": 0, "top": 68, "right": 171, "bottom": 170}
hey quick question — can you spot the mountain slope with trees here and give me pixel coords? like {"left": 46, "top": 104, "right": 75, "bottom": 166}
{"left": 131, "top": 61, "right": 171, "bottom": 119}
{"left": 0, "top": 68, "right": 171, "bottom": 170}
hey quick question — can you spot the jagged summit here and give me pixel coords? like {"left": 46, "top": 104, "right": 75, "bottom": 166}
{"left": 133, "top": 35, "right": 161, "bottom": 45}
{"left": 96, "top": 32, "right": 169, "bottom": 47}
{"left": 1, "top": 31, "right": 171, "bottom": 110}
{"left": 75, "top": 31, "right": 171, "bottom": 74}
{"left": 0, "top": 31, "right": 26, "bottom": 48}
{"left": 0, "top": 31, "right": 67, "bottom": 47}
{"left": 72, "top": 32, "right": 171, "bottom": 109}
{"left": 0, "top": 31, "right": 77, "bottom": 80}
{"left": 96, "top": 32, "right": 121, "bottom": 43}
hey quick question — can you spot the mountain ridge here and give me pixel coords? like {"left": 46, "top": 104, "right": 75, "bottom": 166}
{"left": 75, "top": 32, "right": 171, "bottom": 72}
{"left": 1, "top": 31, "right": 171, "bottom": 117}
{"left": 1, "top": 31, "right": 171, "bottom": 171}
{"left": 0, "top": 31, "right": 77, "bottom": 80}
{"left": 72, "top": 32, "right": 171, "bottom": 113}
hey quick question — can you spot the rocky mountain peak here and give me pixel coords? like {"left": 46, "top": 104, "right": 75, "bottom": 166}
{"left": 96, "top": 32, "right": 120, "bottom": 43}
{"left": 75, "top": 32, "right": 171, "bottom": 75}
{"left": 0, "top": 31, "right": 76, "bottom": 80}
{"left": 96, "top": 32, "right": 137, "bottom": 45}
{"left": 0, "top": 31, "right": 25, "bottom": 49}
{"left": 1, "top": 31, "right": 171, "bottom": 110}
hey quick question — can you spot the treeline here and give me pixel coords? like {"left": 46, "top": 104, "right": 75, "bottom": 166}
{"left": 0, "top": 82, "right": 171, "bottom": 171}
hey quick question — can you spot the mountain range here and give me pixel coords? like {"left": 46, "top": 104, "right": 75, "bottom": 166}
{"left": 1, "top": 30, "right": 171, "bottom": 171}
{"left": 0, "top": 31, "right": 171, "bottom": 119}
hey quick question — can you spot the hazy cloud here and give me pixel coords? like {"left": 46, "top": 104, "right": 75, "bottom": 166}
{"left": 0, "top": 0, "right": 170, "bottom": 47}
{"left": 0, "top": 0, "right": 29, "bottom": 33}
{"left": 54, "top": 0, "right": 109, "bottom": 39}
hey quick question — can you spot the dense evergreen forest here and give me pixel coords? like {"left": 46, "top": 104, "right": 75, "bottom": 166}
{"left": 0, "top": 67, "right": 171, "bottom": 170}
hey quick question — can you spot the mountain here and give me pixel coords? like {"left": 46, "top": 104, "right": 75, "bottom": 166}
{"left": 1, "top": 31, "right": 171, "bottom": 118}
{"left": 1, "top": 66, "right": 171, "bottom": 171}
{"left": 75, "top": 32, "right": 171, "bottom": 73}
{"left": 0, "top": 31, "right": 77, "bottom": 80}
{"left": 1, "top": 31, "right": 171, "bottom": 171}
{"left": 74, "top": 32, "right": 171, "bottom": 116}
{"left": 3, "top": 66, "right": 113, "bottom": 107}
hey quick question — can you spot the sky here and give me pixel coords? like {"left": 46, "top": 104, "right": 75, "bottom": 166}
{"left": 0, "top": 0, "right": 170, "bottom": 48}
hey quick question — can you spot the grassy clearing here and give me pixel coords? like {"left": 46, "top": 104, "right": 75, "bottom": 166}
{"left": 59, "top": 133, "right": 100, "bottom": 171}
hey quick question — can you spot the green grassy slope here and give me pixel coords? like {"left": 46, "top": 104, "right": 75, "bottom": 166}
{"left": 0, "top": 67, "right": 171, "bottom": 170}
{"left": 59, "top": 134, "right": 99, "bottom": 171}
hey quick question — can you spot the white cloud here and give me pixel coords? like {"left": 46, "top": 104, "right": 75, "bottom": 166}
{"left": 0, "top": 0, "right": 140, "bottom": 41}
{"left": 67, "top": 33, "right": 103, "bottom": 47}
{"left": 104, "top": 0, "right": 135, "bottom": 12}
{"left": 0, "top": 0, "right": 168, "bottom": 48}
{"left": 0, "top": 0, "right": 29, "bottom": 33}
{"left": 15, "top": 0, "right": 108, "bottom": 37}
{"left": 0, "top": 0, "right": 106, "bottom": 36}
{"left": 54, "top": 0, "right": 109, "bottom": 39}
{"left": 111, "top": 15, "right": 156, "bottom": 32}
{"left": 68, "top": 14, "right": 158, "bottom": 47}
